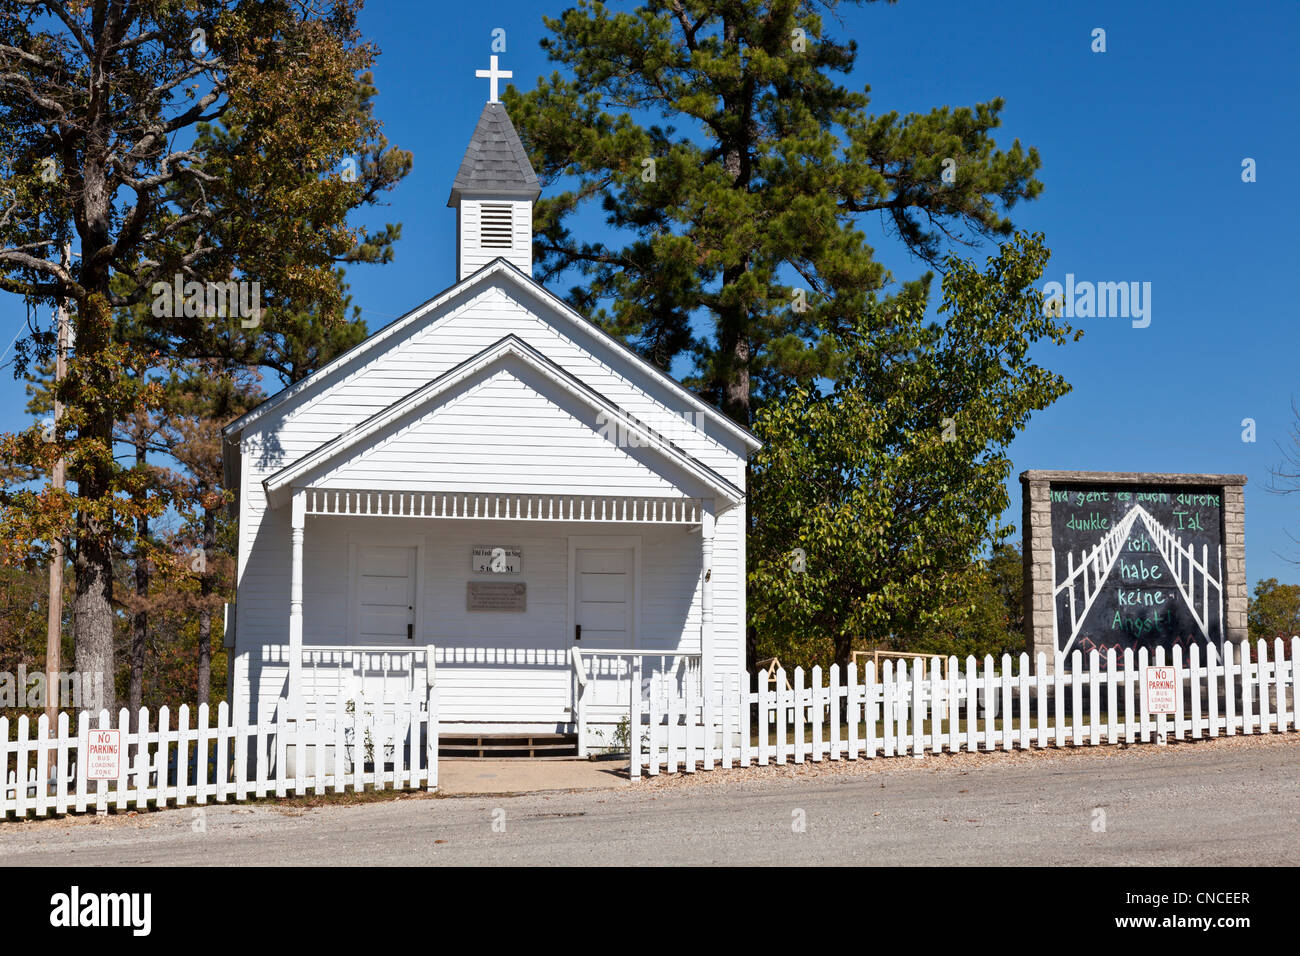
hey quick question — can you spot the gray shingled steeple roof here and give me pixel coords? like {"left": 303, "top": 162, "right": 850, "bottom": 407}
{"left": 446, "top": 102, "right": 541, "bottom": 206}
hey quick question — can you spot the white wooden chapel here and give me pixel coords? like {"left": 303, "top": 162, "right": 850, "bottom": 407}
{"left": 221, "top": 59, "right": 760, "bottom": 742}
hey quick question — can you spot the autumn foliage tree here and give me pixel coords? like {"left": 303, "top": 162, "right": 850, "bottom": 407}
{"left": 0, "top": 1, "right": 409, "bottom": 710}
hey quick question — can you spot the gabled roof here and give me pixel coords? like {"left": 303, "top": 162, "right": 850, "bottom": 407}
{"left": 222, "top": 257, "right": 761, "bottom": 458}
{"left": 446, "top": 102, "right": 540, "bottom": 206}
{"left": 263, "top": 334, "right": 745, "bottom": 507}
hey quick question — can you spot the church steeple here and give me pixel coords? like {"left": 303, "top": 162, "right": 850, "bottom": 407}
{"left": 448, "top": 61, "right": 540, "bottom": 280}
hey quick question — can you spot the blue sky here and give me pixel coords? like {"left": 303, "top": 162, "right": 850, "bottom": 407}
{"left": 3, "top": 0, "right": 1298, "bottom": 585}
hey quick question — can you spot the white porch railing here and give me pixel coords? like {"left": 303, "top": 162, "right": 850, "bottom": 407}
{"left": 571, "top": 648, "right": 702, "bottom": 756}
{"left": 301, "top": 645, "right": 432, "bottom": 719}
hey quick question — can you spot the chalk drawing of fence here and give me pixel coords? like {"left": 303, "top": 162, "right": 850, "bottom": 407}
{"left": 1129, "top": 505, "right": 1223, "bottom": 644}
{"left": 1055, "top": 505, "right": 1224, "bottom": 657}
{"left": 1054, "top": 507, "right": 1141, "bottom": 656}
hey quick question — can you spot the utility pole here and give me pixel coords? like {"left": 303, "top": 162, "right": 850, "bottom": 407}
{"left": 45, "top": 242, "right": 70, "bottom": 734}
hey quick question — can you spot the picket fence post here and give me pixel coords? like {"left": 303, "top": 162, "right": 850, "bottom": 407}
{"left": 739, "top": 671, "right": 751, "bottom": 768}
{"left": 1206, "top": 642, "right": 1220, "bottom": 737}
{"left": 1257, "top": 639, "right": 1271, "bottom": 734}
{"left": 981, "top": 655, "right": 995, "bottom": 752}
{"left": 719, "top": 675, "right": 732, "bottom": 770}
{"left": 999, "top": 654, "right": 1013, "bottom": 752}
{"left": 1088, "top": 651, "right": 1101, "bottom": 746}
{"left": 16, "top": 715, "right": 31, "bottom": 818}
{"left": 793, "top": 668, "right": 806, "bottom": 765}
{"left": 828, "top": 664, "right": 841, "bottom": 759}
{"left": 1291, "top": 637, "right": 1300, "bottom": 732}
{"left": 55, "top": 712, "right": 71, "bottom": 815}
{"left": 1223, "top": 642, "right": 1237, "bottom": 737}
{"left": 911, "top": 659, "right": 925, "bottom": 758}
{"left": 1172, "top": 646, "right": 1186, "bottom": 741}
{"left": 1052, "top": 658, "right": 1066, "bottom": 748}
{"left": 74, "top": 712, "right": 89, "bottom": 814}
{"left": 1035, "top": 654, "right": 1048, "bottom": 749}
{"left": 115, "top": 707, "right": 130, "bottom": 811}
{"left": 629, "top": 664, "right": 642, "bottom": 781}
{"left": 878, "top": 661, "right": 892, "bottom": 758}
{"left": 34, "top": 714, "right": 50, "bottom": 817}
{"left": 683, "top": 684, "right": 696, "bottom": 774}
{"left": 1105, "top": 650, "right": 1119, "bottom": 744}
{"left": 1017, "top": 654, "right": 1031, "bottom": 751}
{"left": 810, "top": 666, "right": 824, "bottom": 762}
{"left": 844, "top": 664, "right": 857, "bottom": 760}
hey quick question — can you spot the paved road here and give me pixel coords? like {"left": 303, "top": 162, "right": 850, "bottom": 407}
{"left": 3, "top": 736, "right": 1297, "bottom": 865}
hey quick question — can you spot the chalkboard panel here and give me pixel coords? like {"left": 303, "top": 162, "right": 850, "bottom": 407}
{"left": 1049, "top": 483, "right": 1225, "bottom": 662}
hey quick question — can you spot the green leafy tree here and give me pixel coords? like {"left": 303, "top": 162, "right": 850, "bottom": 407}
{"left": 748, "top": 233, "right": 1075, "bottom": 672}
{"left": 1247, "top": 578, "right": 1300, "bottom": 643}
{"left": 507, "top": 0, "right": 1043, "bottom": 424}
{"left": 907, "top": 542, "right": 1025, "bottom": 662}
{"left": 0, "top": 1, "right": 409, "bottom": 711}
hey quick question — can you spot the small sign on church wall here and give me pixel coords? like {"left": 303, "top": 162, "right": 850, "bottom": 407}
{"left": 472, "top": 546, "right": 521, "bottom": 574}
{"left": 467, "top": 581, "right": 526, "bottom": 612}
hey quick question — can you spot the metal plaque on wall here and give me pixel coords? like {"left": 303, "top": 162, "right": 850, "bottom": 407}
{"left": 466, "top": 581, "right": 526, "bottom": 612}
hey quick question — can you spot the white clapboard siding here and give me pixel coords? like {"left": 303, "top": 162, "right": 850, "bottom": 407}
{"left": 311, "top": 363, "right": 693, "bottom": 498}
{"left": 249, "top": 282, "right": 744, "bottom": 481}
{"left": 458, "top": 199, "right": 533, "bottom": 279}
{"left": 2, "top": 687, "right": 438, "bottom": 821}
{"left": 630, "top": 640, "right": 1300, "bottom": 779}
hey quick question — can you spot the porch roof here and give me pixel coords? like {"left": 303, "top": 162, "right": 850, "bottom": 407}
{"left": 263, "top": 334, "right": 745, "bottom": 511}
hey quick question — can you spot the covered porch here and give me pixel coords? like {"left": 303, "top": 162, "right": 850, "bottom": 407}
{"left": 265, "top": 488, "right": 717, "bottom": 750}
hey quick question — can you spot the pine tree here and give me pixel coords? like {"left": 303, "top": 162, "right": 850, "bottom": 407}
{"left": 506, "top": 0, "right": 1043, "bottom": 425}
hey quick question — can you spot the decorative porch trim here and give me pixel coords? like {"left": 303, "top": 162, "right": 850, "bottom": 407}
{"left": 302, "top": 488, "right": 705, "bottom": 524}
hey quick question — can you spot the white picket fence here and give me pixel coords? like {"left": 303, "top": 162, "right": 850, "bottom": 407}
{"left": 631, "top": 638, "right": 1300, "bottom": 778}
{"left": 1, "top": 687, "right": 439, "bottom": 820}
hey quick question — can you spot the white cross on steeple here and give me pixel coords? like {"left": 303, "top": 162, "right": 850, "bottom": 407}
{"left": 476, "top": 54, "right": 512, "bottom": 104}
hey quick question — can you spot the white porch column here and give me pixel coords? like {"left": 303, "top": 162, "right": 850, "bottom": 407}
{"left": 288, "top": 490, "right": 305, "bottom": 716}
{"left": 700, "top": 499, "right": 715, "bottom": 702}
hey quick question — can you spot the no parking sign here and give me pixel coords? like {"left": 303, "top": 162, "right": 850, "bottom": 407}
{"left": 86, "top": 729, "right": 121, "bottom": 780}
{"left": 1144, "top": 666, "right": 1177, "bottom": 715}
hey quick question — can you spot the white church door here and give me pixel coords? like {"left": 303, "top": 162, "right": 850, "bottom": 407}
{"left": 341, "top": 543, "right": 420, "bottom": 711}
{"left": 574, "top": 548, "right": 635, "bottom": 649}
{"left": 356, "top": 545, "right": 417, "bottom": 644}
{"left": 571, "top": 541, "right": 639, "bottom": 716}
